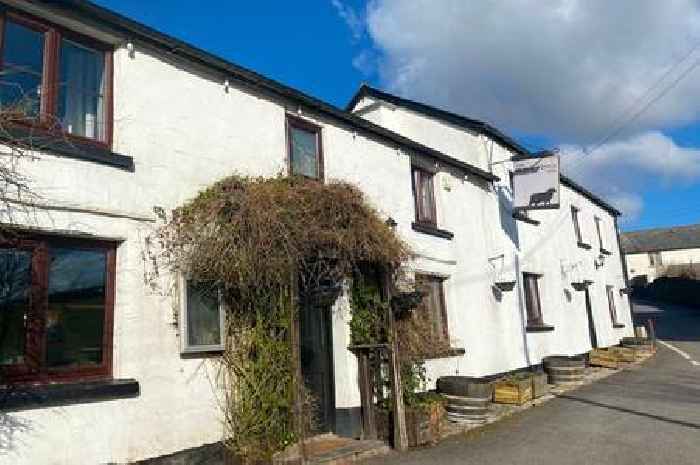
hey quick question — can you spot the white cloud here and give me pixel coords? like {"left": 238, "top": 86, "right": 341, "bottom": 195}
{"left": 331, "top": 0, "right": 364, "bottom": 41}
{"left": 561, "top": 131, "right": 700, "bottom": 220}
{"left": 362, "top": 0, "right": 700, "bottom": 142}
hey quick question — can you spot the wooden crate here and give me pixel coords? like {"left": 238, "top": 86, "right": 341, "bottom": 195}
{"left": 494, "top": 377, "right": 533, "bottom": 405}
{"left": 589, "top": 348, "right": 619, "bottom": 369}
{"left": 531, "top": 372, "right": 549, "bottom": 398}
{"left": 609, "top": 346, "right": 637, "bottom": 363}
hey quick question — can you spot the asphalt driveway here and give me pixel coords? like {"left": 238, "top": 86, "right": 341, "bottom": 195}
{"left": 364, "top": 300, "right": 700, "bottom": 465}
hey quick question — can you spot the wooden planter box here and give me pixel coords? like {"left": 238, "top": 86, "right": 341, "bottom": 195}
{"left": 376, "top": 401, "right": 445, "bottom": 448}
{"left": 531, "top": 372, "right": 549, "bottom": 398}
{"left": 494, "top": 376, "right": 533, "bottom": 405}
{"left": 589, "top": 348, "right": 619, "bottom": 369}
{"left": 609, "top": 346, "right": 637, "bottom": 363}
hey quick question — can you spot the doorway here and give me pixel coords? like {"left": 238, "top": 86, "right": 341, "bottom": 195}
{"left": 584, "top": 287, "right": 598, "bottom": 349}
{"left": 300, "top": 300, "right": 336, "bottom": 434}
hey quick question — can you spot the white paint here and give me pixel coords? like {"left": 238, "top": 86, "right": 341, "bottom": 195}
{"left": 657, "top": 340, "right": 700, "bottom": 366}
{"left": 0, "top": 5, "right": 634, "bottom": 465}
{"left": 625, "top": 248, "right": 700, "bottom": 283}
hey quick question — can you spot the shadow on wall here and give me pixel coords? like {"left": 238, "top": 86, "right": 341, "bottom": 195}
{"left": 497, "top": 187, "right": 519, "bottom": 249}
{"left": 0, "top": 412, "right": 32, "bottom": 457}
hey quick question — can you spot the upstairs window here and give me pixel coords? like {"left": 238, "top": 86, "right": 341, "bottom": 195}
{"left": 0, "top": 235, "right": 116, "bottom": 383}
{"left": 606, "top": 286, "right": 619, "bottom": 325}
{"left": 523, "top": 273, "right": 544, "bottom": 326}
{"left": 571, "top": 206, "right": 583, "bottom": 243}
{"left": 0, "top": 12, "right": 112, "bottom": 143}
{"left": 412, "top": 166, "right": 436, "bottom": 225}
{"left": 594, "top": 217, "right": 605, "bottom": 250}
{"left": 287, "top": 116, "right": 323, "bottom": 180}
{"left": 648, "top": 252, "right": 662, "bottom": 267}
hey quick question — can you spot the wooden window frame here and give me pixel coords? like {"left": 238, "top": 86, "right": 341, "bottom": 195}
{"left": 523, "top": 273, "right": 545, "bottom": 327}
{"left": 571, "top": 206, "right": 583, "bottom": 243}
{"left": 0, "top": 8, "right": 114, "bottom": 148}
{"left": 178, "top": 276, "right": 226, "bottom": 354}
{"left": 411, "top": 165, "right": 437, "bottom": 226}
{"left": 0, "top": 234, "right": 116, "bottom": 385}
{"left": 594, "top": 216, "right": 604, "bottom": 250}
{"left": 286, "top": 115, "right": 324, "bottom": 181}
{"left": 606, "top": 285, "right": 619, "bottom": 325}
{"left": 415, "top": 274, "right": 449, "bottom": 343}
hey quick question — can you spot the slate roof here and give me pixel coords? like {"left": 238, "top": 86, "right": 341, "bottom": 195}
{"left": 620, "top": 224, "right": 700, "bottom": 254}
{"left": 347, "top": 85, "right": 622, "bottom": 216}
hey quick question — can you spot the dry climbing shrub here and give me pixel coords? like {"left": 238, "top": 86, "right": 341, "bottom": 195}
{"left": 154, "top": 175, "right": 408, "bottom": 461}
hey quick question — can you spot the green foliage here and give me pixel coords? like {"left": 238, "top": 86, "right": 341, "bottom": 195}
{"left": 154, "top": 175, "right": 409, "bottom": 461}
{"left": 349, "top": 276, "right": 388, "bottom": 346}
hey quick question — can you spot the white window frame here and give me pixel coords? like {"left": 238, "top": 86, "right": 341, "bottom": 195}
{"left": 179, "top": 276, "right": 226, "bottom": 354}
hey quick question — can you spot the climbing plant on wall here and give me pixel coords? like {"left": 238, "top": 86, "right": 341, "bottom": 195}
{"left": 153, "top": 174, "right": 408, "bottom": 462}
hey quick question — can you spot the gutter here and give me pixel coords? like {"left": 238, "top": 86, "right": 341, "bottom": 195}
{"left": 37, "top": 0, "right": 498, "bottom": 183}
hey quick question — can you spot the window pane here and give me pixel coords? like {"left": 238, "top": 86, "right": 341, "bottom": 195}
{"left": 46, "top": 247, "right": 106, "bottom": 368}
{"left": 0, "top": 21, "right": 44, "bottom": 116}
{"left": 0, "top": 249, "right": 31, "bottom": 365}
{"left": 58, "top": 39, "right": 105, "bottom": 140}
{"left": 290, "top": 126, "right": 318, "bottom": 178}
{"left": 186, "top": 281, "right": 221, "bottom": 347}
{"left": 524, "top": 275, "right": 541, "bottom": 324}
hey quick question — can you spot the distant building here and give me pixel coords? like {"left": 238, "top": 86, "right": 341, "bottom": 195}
{"left": 621, "top": 224, "right": 700, "bottom": 285}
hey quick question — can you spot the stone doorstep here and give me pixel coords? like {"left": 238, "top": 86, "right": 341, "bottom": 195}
{"left": 439, "top": 352, "right": 656, "bottom": 440}
{"left": 273, "top": 434, "right": 390, "bottom": 465}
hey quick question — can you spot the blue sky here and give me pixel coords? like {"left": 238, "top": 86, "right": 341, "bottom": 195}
{"left": 94, "top": 1, "right": 700, "bottom": 232}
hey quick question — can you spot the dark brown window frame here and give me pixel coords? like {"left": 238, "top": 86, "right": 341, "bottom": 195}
{"left": 0, "top": 234, "right": 116, "bottom": 385}
{"left": 523, "top": 272, "right": 547, "bottom": 328}
{"left": 0, "top": 8, "right": 114, "bottom": 148}
{"left": 606, "top": 285, "right": 620, "bottom": 326}
{"left": 411, "top": 165, "right": 437, "bottom": 226}
{"left": 415, "top": 274, "right": 450, "bottom": 344}
{"left": 285, "top": 114, "right": 324, "bottom": 181}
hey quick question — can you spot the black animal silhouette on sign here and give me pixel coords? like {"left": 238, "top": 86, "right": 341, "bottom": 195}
{"left": 529, "top": 188, "right": 556, "bottom": 207}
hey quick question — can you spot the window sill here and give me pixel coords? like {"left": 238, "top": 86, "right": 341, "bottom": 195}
{"left": 0, "top": 378, "right": 139, "bottom": 412}
{"left": 512, "top": 211, "right": 541, "bottom": 226}
{"left": 421, "top": 347, "right": 466, "bottom": 360}
{"left": 2, "top": 125, "right": 134, "bottom": 172}
{"left": 577, "top": 241, "right": 592, "bottom": 250}
{"left": 612, "top": 323, "right": 626, "bottom": 329}
{"left": 600, "top": 248, "right": 612, "bottom": 256}
{"left": 411, "top": 222, "right": 454, "bottom": 240}
{"left": 526, "top": 324, "right": 555, "bottom": 333}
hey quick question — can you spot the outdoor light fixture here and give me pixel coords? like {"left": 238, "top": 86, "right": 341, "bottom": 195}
{"left": 224, "top": 79, "right": 230, "bottom": 93}
{"left": 126, "top": 41, "right": 135, "bottom": 58}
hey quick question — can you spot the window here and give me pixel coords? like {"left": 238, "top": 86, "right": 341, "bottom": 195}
{"left": 287, "top": 116, "right": 323, "bottom": 179}
{"left": 594, "top": 217, "right": 605, "bottom": 250}
{"left": 414, "top": 274, "right": 449, "bottom": 344}
{"left": 412, "top": 166, "right": 436, "bottom": 225}
{"left": 0, "top": 11, "right": 112, "bottom": 143}
{"left": 648, "top": 252, "right": 663, "bottom": 267}
{"left": 180, "top": 278, "right": 225, "bottom": 353}
{"left": 606, "top": 286, "right": 619, "bottom": 325}
{"left": 571, "top": 206, "right": 583, "bottom": 243}
{"left": 0, "top": 235, "right": 115, "bottom": 383}
{"left": 523, "top": 273, "right": 544, "bottom": 326}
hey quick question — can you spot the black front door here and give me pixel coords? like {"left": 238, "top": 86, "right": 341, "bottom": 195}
{"left": 300, "top": 300, "right": 335, "bottom": 433}
{"left": 584, "top": 287, "right": 598, "bottom": 349}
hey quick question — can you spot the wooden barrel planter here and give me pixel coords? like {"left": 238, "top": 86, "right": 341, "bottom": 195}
{"left": 543, "top": 356, "right": 586, "bottom": 385}
{"left": 589, "top": 348, "right": 619, "bottom": 368}
{"left": 437, "top": 376, "right": 493, "bottom": 425}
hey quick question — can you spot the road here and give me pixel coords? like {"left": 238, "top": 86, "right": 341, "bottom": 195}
{"left": 365, "top": 300, "right": 700, "bottom": 465}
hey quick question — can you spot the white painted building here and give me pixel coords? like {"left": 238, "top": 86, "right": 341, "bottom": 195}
{"left": 621, "top": 224, "right": 700, "bottom": 284}
{"left": 0, "top": 2, "right": 633, "bottom": 464}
